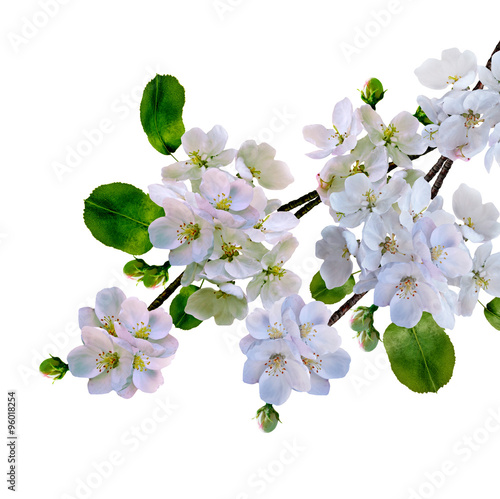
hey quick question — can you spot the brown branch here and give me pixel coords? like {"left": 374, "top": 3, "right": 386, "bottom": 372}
{"left": 278, "top": 189, "right": 319, "bottom": 212}
{"left": 430, "top": 159, "right": 453, "bottom": 199}
{"left": 424, "top": 156, "right": 447, "bottom": 182}
{"left": 328, "top": 291, "right": 367, "bottom": 326}
{"left": 295, "top": 197, "right": 322, "bottom": 219}
{"left": 148, "top": 272, "right": 184, "bottom": 311}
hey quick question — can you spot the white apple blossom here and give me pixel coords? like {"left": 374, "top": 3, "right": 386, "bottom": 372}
{"left": 162, "top": 125, "right": 236, "bottom": 181}
{"left": 414, "top": 48, "right": 477, "bottom": 90}
{"left": 458, "top": 242, "right": 500, "bottom": 316}
{"left": 245, "top": 211, "right": 299, "bottom": 244}
{"left": 236, "top": 140, "right": 293, "bottom": 190}
{"left": 148, "top": 198, "right": 215, "bottom": 265}
{"left": 452, "top": 184, "right": 500, "bottom": 242}
{"left": 315, "top": 225, "right": 358, "bottom": 289}
{"left": 185, "top": 283, "right": 249, "bottom": 325}
{"left": 67, "top": 327, "right": 134, "bottom": 394}
{"left": 303, "top": 97, "right": 363, "bottom": 159}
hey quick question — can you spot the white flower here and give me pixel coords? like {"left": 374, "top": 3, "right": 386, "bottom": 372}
{"left": 247, "top": 236, "right": 301, "bottom": 309}
{"left": 148, "top": 198, "right": 215, "bottom": 265}
{"left": 478, "top": 52, "right": 500, "bottom": 92}
{"left": 67, "top": 327, "right": 134, "bottom": 394}
{"left": 458, "top": 242, "right": 500, "bottom": 316}
{"left": 196, "top": 168, "right": 258, "bottom": 228}
{"left": 185, "top": 283, "right": 248, "bottom": 325}
{"left": 303, "top": 97, "right": 363, "bottom": 159}
{"left": 162, "top": 125, "right": 236, "bottom": 181}
{"left": 414, "top": 48, "right": 477, "bottom": 90}
{"left": 330, "top": 173, "right": 406, "bottom": 228}
{"left": 236, "top": 140, "right": 293, "bottom": 190}
{"left": 245, "top": 211, "right": 299, "bottom": 244}
{"left": 315, "top": 225, "right": 358, "bottom": 288}
{"left": 373, "top": 262, "right": 441, "bottom": 328}
{"left": 359, "top": 105, "right": 427, "bottom": 168}
{"left": 438, "top": 90, "right": 500, "bottom": 160}
{"left": 452, "top": 184, "right": 500, "bottom": 242}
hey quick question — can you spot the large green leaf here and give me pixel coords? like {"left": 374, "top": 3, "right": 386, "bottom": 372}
{"left": 84, "top": 183, "right": 164, "bottom": 255}
{"left": 383, "top": 313, "right": 455, "bottom": 393}
{"left": 484, "top": 298, "right": 500, "bottom": 330}
{"left": 170, "top": 285, "right": 203, "bottom": 330}
{"left": 140, "top": 74, "right": 185, "bottom": 155}
{"left": 310, "top": 272, "right": 355, "bottom": 305}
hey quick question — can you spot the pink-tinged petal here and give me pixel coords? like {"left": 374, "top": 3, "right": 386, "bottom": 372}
{"left": 95, "top": 287, "right": 126, "bottom": 321}
{"left": 117, "top": 383, "right": 138, "bottom": 399}
{"left": 436, "top": 247, "right": 472, "bottom": 278}
{"left": 284, "top": 359, "right": 311, "bottom": 392}
{"left": 206, "top": 125, "right": 229, "bottom": 155}
{"left": 81, "top": 327, "right": 114, "bottom": 352}
{"left": 133, "top": 369, "right": 164, "bottom": 393}
{"left": 182, "top": 127, "right": 209, "bottom": 154}
{"left": 119, "top": 297, "right": 149, "bottom": 332}
{"left": 153, "top": 335, "right": 179, "bottom": 356}
{"left": 259, "top": 371, "right": 292, "bottom": 405}
{"left": 229, "top": 179, "right": 254, "bottom": 211}
{"left": 67, "top": 346, "right": 100, "bottom": 378}
{"left": 147, "top": 354, "right": 175, "bottom": 371}
{"left": 148, "top": 308, "right": 173, "bottom": 339}
{"left": 299, "top": 301, "right": 330, "bottom": 326}
{"left": 305, "top": 325, "right": 342, "bottom": 355}
{"left": 243, "top": 359, "right": 267, "bottom": 384}
{"left": 88, "top": 372, "right": 113, "bottom": 394}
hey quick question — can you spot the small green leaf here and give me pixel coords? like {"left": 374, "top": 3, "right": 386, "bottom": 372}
{"left": 484, "top": 298, "right": 500, "bottom": 330}
{"left": 310, "top": 272, "right": 355, "bottom": 305}
{"left": 140, "top": 74, "right": 185, "bottom": 155}
{"left": 383, "top": 313, "right": 455, "bottom": 393}
{"left": 170, "top": 285, "right": 203, "bottom": 330}
{"left": 84, "top": 183, "right": 164, "bottom": 255}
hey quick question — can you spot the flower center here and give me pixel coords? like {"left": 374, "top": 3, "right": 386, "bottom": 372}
{"left": 267, "top": 322, "right": 285, "bottom": 339}
{"left": 473, "top": 270, "right": 490, "bottom": 290}
{"left": 100, "top": 316, "right": 117, "bottom": 337}
{"left": 213, "top": 193, "right": 232, "bottom": 211}
{"left": 131, "top": 321, "right": 151, "bottom": 339}
{"left": 447, "top": 75, "right": 460, "bottom": 85}
{"left": 188, "top": 150, "right": 208, "bottom": 168}
{"left": 380, "top": 234, "right": 399, "bottom": 255}
{"left": 302, "top": 355, "right": 322, "bottom": 374}
{"left": 329, "top": 125, "right": 347, "bottom": 145}
{"left": 300, "top": 322, "right": 317, "bottom": 341}
{"left": 363, "top": 189, "right": 379, "bottom": 209}
{"left": 248, "top": 166, "right": 261, "bottom": 179}
{"left": 395, "top": 276, "right": 417, "bottom": 299}
{"left": 221, "top": 241, "right": 242, "bottom": 261}
{"left": 177, "top": 222, "right": 201, "bottom": 244}
{"left": 431, "top": 245, "right": 448, "bottom": 264}
{"left": 96, "top": 351, "right": 119, "bottom": 373}
{"left": 264, "top": 354, "right": 287, "bottom": 376}
{"left": 463, "top": 216, "right": 475, "bottom": 229}
{"left": 266, "top": 261, "right": 286, "bottom": 279}
{"left": 462, "top": 110, "right": 484, "bottom": 131}
{"left": 133, "top": 353, "right": 151, "bottom": 372}
{"left": 382, "top": 124, "right": 398, "bottom": 143}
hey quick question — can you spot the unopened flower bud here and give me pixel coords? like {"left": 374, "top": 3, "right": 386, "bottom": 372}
{"left": 357, "top": 327, "right": 380, "bottom": 352}
{"left": 360, "top": 78, "right": 386, "bottom": 110}
{"left": 123, "top": 258, "right": 147, "bottom": 278}
{"left": 255, "top": 404, "right": 281, "bottom": 433}
{"left": 39, "top": 355, "right": 69, "bottom": 381}
{"left": 350, "top": 305, "right": 377, "bottom": 332}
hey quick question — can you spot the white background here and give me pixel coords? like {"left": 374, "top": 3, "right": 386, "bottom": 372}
{"left": 2, "top": 1, "right": 500, "bottom": 498}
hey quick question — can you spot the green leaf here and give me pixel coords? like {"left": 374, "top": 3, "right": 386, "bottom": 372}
{"left": 310, "top": 272, "right": 355, "bottom": 305}
{"left": 484, "top": 298, "right": 500, "bottom": 330}
{"left": 84, "top": 183, "right": 164, "bottom": 255}
{"left": 383, "top": 313, "right": 455, "bottom": 393}
{"left": 170, "top": 285, "right": 203, "bottom": 330}
{"left": 140, "top": 74, "right": 185, "bottom": 155}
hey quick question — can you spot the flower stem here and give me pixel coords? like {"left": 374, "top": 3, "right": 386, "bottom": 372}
{"left": 278, "top": 189, "right": 319, "bottom": 212}
{"left": 328, "top": 291, "right": 367, "bottom": 326}
{"left": 148, "top": 272, "right": 184, "bottom": 311}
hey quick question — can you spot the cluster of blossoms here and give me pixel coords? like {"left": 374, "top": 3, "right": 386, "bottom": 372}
{"left": 67, "top": 288, "right": 178, "bottom": 398}
{"left": 308, "top": 48, "right": 500, "bottom": 329}
{"left": 147, "top": 125, "right": 302, "bottom": 321}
